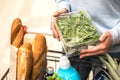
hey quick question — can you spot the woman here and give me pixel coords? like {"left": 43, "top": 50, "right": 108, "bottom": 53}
{"left": 51, "top": 0, "right": 120, "bottom": 79}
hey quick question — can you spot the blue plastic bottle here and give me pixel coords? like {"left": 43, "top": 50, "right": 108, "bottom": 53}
{"left": 57, "top": 56, "right": 81, "bottom": 80}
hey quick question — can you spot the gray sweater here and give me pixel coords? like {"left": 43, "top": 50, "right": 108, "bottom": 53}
{"left": 56, "top": 0, "right": 120, "bottom": 53}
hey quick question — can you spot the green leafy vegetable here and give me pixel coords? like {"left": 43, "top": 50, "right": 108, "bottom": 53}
{"left": 46, "top": 73, "right": 62, "bottom": 80}
{"left": 57, "top": 10, "right": 100, "bottom": 45}
{"left": 57, "top": 10, "right": 100, "bottom": 56}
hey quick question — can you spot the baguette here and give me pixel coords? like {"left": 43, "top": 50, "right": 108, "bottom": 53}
{"left": 32, "top": 34, "right": 47, "bottom": 65}
{"left": 11, "top": 18, "right": 22, "bottom": 42}
{"left": 17, "top": 43, "right": 33, "bottom": 80}
{"left": 11, "top": 18, "right": 24, "bottom": 48}
{"left": 31, "top": 34, "right": 47, "bottom": 80}
{"left": 31, "top": 46, "right": 47, "bottom": 80}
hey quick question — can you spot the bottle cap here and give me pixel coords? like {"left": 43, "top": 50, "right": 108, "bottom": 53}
{"left": 47, "top": 67, "right": 54, "bottom": 74}
{"left": 59, "top": 56, "right": 70, "bottom": 69}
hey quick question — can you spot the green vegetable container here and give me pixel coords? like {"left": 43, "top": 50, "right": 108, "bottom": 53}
{"left": 56, "top": 10, "right": 100, "bottom": 57}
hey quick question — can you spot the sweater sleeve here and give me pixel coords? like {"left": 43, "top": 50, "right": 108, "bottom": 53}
{"left": 110, "top": 20, "right": 120, "bottom": 45}
{"left": 56, "top": 0, "right": 71, "bottom": 11}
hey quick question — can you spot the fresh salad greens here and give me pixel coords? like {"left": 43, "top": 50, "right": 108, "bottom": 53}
{"left": 57, "top": 10, "right": 100, "bottom": 56}
{"left": 57, "top": 10, "right": 100, "bottom": 46}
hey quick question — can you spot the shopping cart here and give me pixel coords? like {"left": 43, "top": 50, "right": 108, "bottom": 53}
{"left": 1, "top": 26, "right": 105, "bottom": 80}
{"left": 1, "top": 26, "right": 64, "bottom": 80}
{"left": 1, "top": 50, "right": 64, "bottom": 80}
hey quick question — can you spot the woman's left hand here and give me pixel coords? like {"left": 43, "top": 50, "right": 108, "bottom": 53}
{"left": 80, "top": 31, "right": 113, "bottom": 58}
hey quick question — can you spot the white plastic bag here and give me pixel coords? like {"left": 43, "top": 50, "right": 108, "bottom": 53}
{"left": 8, "top": 45, "right": 18, "bottom": 80}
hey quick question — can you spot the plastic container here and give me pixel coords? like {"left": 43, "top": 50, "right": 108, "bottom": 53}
{"left": 56, "top": 10, "right": 100, "bottom": 57}
{"left": 43, "top": 67, "right": 54, "bottom": 80}
{"left": 57, "top": 56, "right": 81, "bottom": 80}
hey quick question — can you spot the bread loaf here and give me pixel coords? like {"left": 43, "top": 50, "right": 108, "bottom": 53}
{"left": 11, "top": 18, "right": 24, "bottom": 48}
{"left": 11, "top": 18, "right": 47, "bottom": 80}
{"left": 11, "top": 18, "right": 22, "bottom": 41}
{"left": 31, "top": 34, "right": 47, "bottom": 80}
{"left": 32, "top": 46, "right": 47, "bottom": 80}
{"left": 17, "top": 43, "right": 33, "bottom": 80}
{"left": 32, "top": 34, "right": 47, "bottom": 65}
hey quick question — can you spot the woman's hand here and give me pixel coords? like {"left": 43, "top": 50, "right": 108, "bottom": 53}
{"left": 51, "top": 8, "right": 68, "bottom": 41}
{"left": 80, "top": 31, "right": 113, "bottom": 58}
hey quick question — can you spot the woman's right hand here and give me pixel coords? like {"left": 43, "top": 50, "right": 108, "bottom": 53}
{"left": 51, "top": 8, "right": 68, "bottom": 41}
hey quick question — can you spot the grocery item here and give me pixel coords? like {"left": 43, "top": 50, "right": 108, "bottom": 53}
{"left": 32, "top": 34, "right": 47, "bottom": 65}
{"left": 43, "top": 67, "right": 54, "bottom": 80}
{"left": 11, "top": 18, "right": 24, "bottom": 48}
{"left": 45, "top": 73, "right": 62, "bottom": 80}
{"left": 56, "top": 10, "right": 100, "bottom": 57}
{"left": 10, "top": 18, "right": 25, "bottom": 80}
{"left": 57, "top": 56, "right": 81, "bottom": 80}
{"left": 10, "top": 18, "right": 47, "bottom": 80}
{"left": 31, "top": 34, "right": 47, "bottom": 80}
{"left": 17, "top": 43, "right": 33, "bottom": 80}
